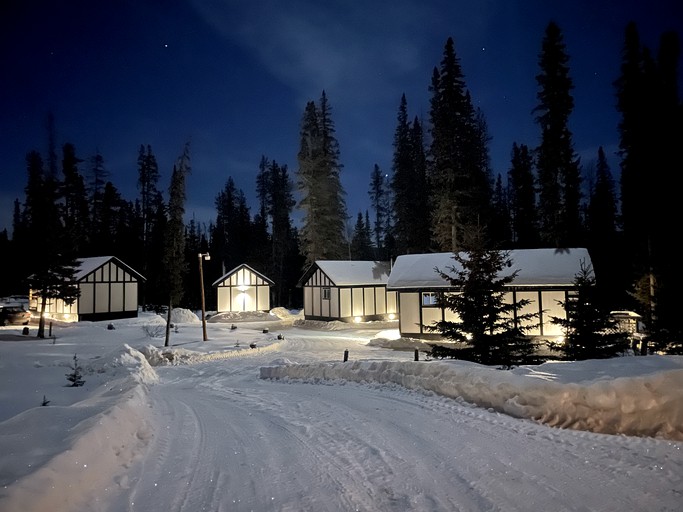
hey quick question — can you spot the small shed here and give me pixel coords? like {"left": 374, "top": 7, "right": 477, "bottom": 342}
{"left": 212, "top": 264, "right": 273, "bottom": 313}
{"left": 297, "top": 260, "right": 398, "bottom": 322}
{"left": 31, "top": 256, "right": 145, "bottom": 322}
{"left": 387, "top": 248, "right": 592, "bottom": 339}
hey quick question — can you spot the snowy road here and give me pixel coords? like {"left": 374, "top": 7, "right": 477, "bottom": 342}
{"left": 103, "top": 332, "right": 682, "bottom": 512}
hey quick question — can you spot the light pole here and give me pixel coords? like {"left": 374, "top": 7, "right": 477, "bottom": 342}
{"left": 198, "top": 252, "right": 210, "bottom": 341}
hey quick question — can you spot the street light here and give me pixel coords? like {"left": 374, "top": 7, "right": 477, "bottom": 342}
{"left": 198, "top": 252, "right": 210, "bottom": 341}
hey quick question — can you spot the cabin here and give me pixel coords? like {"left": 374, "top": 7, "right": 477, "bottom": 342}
{"left": 30, "top": 256, "right": 145, "bottom": 322}
{"left": 212, "top": 264, "right": 273, "bottom": 313}
{"left": 298, "top": 260, "right": 398, "bottom": 322}
{"left": 386, "top": 248, "right": 592, "bottom": 339}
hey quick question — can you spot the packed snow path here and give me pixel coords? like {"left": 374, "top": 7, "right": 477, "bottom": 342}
{"left": 104, "top": 333, "right": 681, "bottom": 512}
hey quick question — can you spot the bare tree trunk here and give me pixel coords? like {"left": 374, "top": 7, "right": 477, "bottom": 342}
{"left": 37, "top": 295, "right": 47, "bottom": 338}
{"left": 164, "top": 300, "right": 172, "bottom": 347}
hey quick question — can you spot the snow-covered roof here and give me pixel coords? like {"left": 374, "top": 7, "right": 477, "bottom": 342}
{"left": 211, "top": 263, "right": 274, "bottom": 287}
{"left": 301, "top": 261, "right": 392, "bottom": 287}
{"left": 387, "top": 248, "right": 592, "bottom": 289}
{"left": 75, "top": 256, "right": 145, "bottom": 282}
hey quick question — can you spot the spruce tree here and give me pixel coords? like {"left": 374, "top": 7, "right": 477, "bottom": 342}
{"left": 296, "top": 91, "right": 347, "bottom": 264}
{"left": 428, "top": 37, "right": 492, "bottom": 252}
{"left": 162, "top": 142, "right": 191, "bottom": 347}
{"left": 428, "top": 229, "right": 539, "bottom": 368}
{"left": 534, "top": 22, "right": 582, "bottom": 247}
{"left": 368, "top": 163, "right": 389, "bottom": 259}
{"left": 549, "top": 262, "right": 630, "bottom": 360}
{"left": 507, "top": 143, "right": 538, "bottom": 248}
{"left": 60, "top": 143, "right": 89, "bottom": 254}
{"left": 350, "top": 212, "right": 373, "bottom": 260}
{"left": 489, "top": 174, "right": 511, "bottom": 247}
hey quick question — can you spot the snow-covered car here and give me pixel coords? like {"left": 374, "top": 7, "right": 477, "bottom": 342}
{"left": 0, "top": 306, "right": 31, "bottom": 326}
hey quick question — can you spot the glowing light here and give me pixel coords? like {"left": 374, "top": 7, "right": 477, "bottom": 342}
{"left": 354, "top": 316, "right": 362, "bottom": 323}
{"left": 237, "top": 285, "right": 248, "bottom": 292}
{"left": 388, "top": 313, "right": 396, "bottom": 320}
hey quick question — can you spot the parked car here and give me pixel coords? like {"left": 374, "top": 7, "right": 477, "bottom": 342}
{"left": 0, "top": 305, "right": 32, "bottom": 326}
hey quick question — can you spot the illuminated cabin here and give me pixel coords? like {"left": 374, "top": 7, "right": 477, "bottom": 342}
{"left": 386, "top": 248, "right": 592, "bottom": 339}
{"left": 212, "top": 264, "right": 273, "bottom": 313}
{"left": 30, "top": 256, "right": 145, "bottom": 322}
{"left": 297, "top": 260, "right": 398, "bottom": 322}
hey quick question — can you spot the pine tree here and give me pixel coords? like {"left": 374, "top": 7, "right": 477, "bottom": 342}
{"left": 59, "top": 143, "right": 89, "bottom": 254}
{"left": 534, "top": 22, "right": 582, "bottom": 247}
{"left": 296, "top": 91, "right": 347, "bottom": 264}
{"left": 368, "top": 163, "right": 389, "bottom": 259}
{"left": 65, "top": 353, "right": 85, "bottom": 387}
{"left": 428, "top": 229, "right": 539, "bottom": 368}
{"left": 549, "top": 262, "right": 630, "bottom": 360}
{"left": 489, "top": 174, "right": 511, "bottom": 247}
{"left": 507, "top": 143, "right": 538, "bottom": 248}
{"left": 86, "top": 150, "right": 110, "bottom": 245}
{"left": 428, "top": 37, "right": 492, "bottom": 252}
{"left": 21, "top": 150, "right": 80, "bottom": 338}
{"left": 162, "top": 142, "right": 191, "bottom": 347}
{"left": 350, "top": 211, "right": 373, "bottom": 260}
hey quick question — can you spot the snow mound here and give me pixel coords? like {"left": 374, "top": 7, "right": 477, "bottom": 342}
{"left": 208, "top": 310, "right": 277, "bottom": 323}
{"left": 170, "top": 308, "right": 200, "bottom": 323}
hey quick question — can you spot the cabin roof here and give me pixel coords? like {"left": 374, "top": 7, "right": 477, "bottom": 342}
{"left": 75, "top": 256, "right": 146, "bottom": 282}
{"left": 212, "top": 263, "right": 274, "bottom": 287}
{"left": 298, "top": 260, "right": 391, "bottom": 287}
{"left": 387, "top": 248, "right": 592, "bottom": 289}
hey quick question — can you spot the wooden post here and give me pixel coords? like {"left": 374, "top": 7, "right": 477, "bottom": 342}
{"left": 343, "top": 349, "right": 348, "bottom": 362}
{"left": 414, "top": 348, "right": 419, "bottom": 361}
{"left": 49, "top": 322, "right": 52, "bottom": 337}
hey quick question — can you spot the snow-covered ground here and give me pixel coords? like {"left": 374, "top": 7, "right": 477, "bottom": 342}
{"left": 0, "top": 308, "right": 681, "bottom": 512}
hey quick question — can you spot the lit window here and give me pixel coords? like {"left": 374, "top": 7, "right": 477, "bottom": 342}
{"left": 322, "top": 287, "right": 331, "bottom": 300}
{"left": 422, "top": 292, "right": 438, "bottom": 306}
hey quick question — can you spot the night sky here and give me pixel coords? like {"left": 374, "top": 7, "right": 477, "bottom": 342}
{"left": 1, "top": 0, "right": 681, "bottom": 235}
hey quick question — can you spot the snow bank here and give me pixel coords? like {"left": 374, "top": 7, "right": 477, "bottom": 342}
{"left": 0, "top": 344, "right": 158, "bottom": 511}
{"left": 260, "top": 358, "right": 683, "bottom": 440}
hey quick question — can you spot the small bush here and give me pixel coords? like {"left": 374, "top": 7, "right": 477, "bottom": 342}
{"left": 142, "top": 324, "right": 164, "bottom": 338}
{"left": 66, "top": 354, "right": 85, "bottom": 387}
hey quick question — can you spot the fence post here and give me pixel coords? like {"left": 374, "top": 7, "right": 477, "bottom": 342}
{"left": 414, "top": 348, "right": 419, "bottom": 361}
{"left": 49, "top": 322, "right": 52, "bottom": 337}
{"left": 343, "top": 349, "right": 348, "bottom": 362}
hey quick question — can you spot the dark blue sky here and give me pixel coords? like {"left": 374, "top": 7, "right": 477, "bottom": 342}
{"left": 1, "top": 0, "right": 681, "bottom": 235}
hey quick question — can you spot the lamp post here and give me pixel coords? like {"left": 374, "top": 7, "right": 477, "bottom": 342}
{"left": 198, "top": 252, "right": 210, "bottom": 341}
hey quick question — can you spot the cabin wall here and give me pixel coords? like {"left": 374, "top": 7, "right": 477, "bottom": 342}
{"left": 395, "top": 288, "right": 571, "bottom": 338}
{"left": 215, "top": 266, "right": 272, "bottom": 312}
{"left": 302, "top": 268, "right": 396, "bottom": 321}
{"left": 33, "top": 259, "right": 140, "bottom": 321}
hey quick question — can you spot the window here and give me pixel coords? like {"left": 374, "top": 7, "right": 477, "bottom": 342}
{"left": 422, "top": 292, "right": 438, "bottom": 306}
{"left": 322, "top": 287, "right": 331, "bottom": 300}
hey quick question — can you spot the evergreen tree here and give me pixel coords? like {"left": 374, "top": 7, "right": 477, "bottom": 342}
{"left": 350, "top": 211, "right": 373, "bottom": 260}
{"left": 548, "top": 262, "right": 630, "bottom": 360}
{"left": 489, "top": 174, "right": 512, "bottom": 247}
{"left": 162, "top": 142, "right": 191, "bottom": 347}
{"left": 615, "top": 23, "right": 682, "bottom": 342}
{"left": 296, "top": 91, "right": 347, "bottom": 264}
{"left": 65, "top": 354, "right": 85, "bottom": 387}
{"left": 59, "top": 143, "right": 89, "bottom": 254}
{"left": 137, "top": 144, "right": 161, "bottom": 247}
{"left": 586, "top": 147, "right": 622, "bottom": 302}
{"left": 86, "top": 150, "right": 110, "bottom": 245}
{"left": 428, "top": 37, "right": 492, "bottom": 252}
{"left": 507, "top": 143, "right": 538, "bottom": 248}
{"left": 534, "top": 22, "right": 582, "bottom": 247}
{"left": 428, "top": 229, "right": 539, "bottom": 368}
{"left": 268, "top": 161, "right": 299, "bottom": 306}
{"left": 368, "top": 163, "right": 389, "bottom": 259}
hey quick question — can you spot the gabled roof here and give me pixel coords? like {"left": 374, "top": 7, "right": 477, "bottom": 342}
{"left": 75, "top": 256, "right": 146, "bottom": 282}
{"left": 387, "top": 248, "right": 592, "bottom": 289}
{"left": 212, "top": 263, "right": 274, "bottom": 287}
{"left": 297, "top": 260, "right": 391, "bottom": 287}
